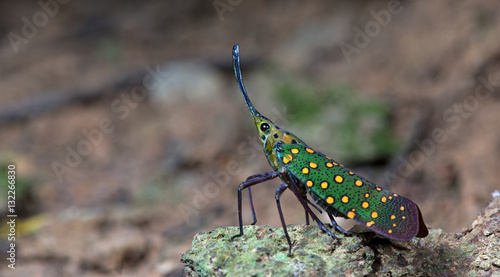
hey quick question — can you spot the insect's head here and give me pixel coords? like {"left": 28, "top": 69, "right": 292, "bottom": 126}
{"left": 252, "top": 115, "right": 280, "bottom": 150}
{"left": 233, "top": 44, "right": 304, "bottom": 165}
{"left": 233, "top": 45, "right": 282, "bottom": 148}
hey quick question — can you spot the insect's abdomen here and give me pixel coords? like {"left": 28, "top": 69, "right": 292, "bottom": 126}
{"left": 276, "top": 143, "right": 428, "bottom": 241}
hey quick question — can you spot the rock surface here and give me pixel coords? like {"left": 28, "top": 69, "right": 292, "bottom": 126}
{"left": 181, "top": 191, "right": 500, "bottom": 276}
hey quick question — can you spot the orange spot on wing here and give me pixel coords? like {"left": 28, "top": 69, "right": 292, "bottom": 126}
{"left": 320, "top": 181, "right": 329, "bottom": 189}
{"left": 342, "top": 196, "right": 349, "bottom": 203}
{"left": 326, "top": 196, "right": 334, "bottom": 204}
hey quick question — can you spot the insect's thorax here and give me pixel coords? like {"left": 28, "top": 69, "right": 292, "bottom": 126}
{"left": 258, "top": 122, "right": 305, "bottom": 171}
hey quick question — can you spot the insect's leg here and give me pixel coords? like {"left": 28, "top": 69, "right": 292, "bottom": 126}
{"left": 243, "top": 173, "right": 271, "bottom": 225}
{"left": 305, "top": 206, "right": 309, "bottom": 225}
{"left": 305, "top": 198, "right": 323, "bottom": 214}
{"left": 300, "top": 196, "right": 337, "bottom": 238}
{"left": 247, "top": 188, "right": 257, "bottom": 225}
{"left": 304, "top": 197, "right": 325, "bottom": 225}
{"left": 231, "top": 171, "right": 279, "bottom": 241}
{"left": 275, "top": 183, "right": 293, "bottom": 255}
{"left": 327, "top": 213, "right": 353, "bottom": 236}
{"left": 291, "top": 186, "right": 338, "bottom": 238}
{"left": 278, "top": 168, "right": 338, "bottom": 239}
{"left": 301, "top": 203, "right": 338, "bottom": 239}
{"left": 302, "top": 196, "right": 310, "bottom": 225}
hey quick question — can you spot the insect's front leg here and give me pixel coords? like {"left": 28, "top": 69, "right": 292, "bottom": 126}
{"left": 247, "top": 188, "right": 256, "bottom": 225}
{"left": 244, "top": 172, "right": 277, "bottom": 225}
{"left": 231, "top": 171, "right": 279, "bottom": 241}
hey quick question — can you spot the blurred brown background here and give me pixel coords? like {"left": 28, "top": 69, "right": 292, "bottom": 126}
{"left": 0, "top": 0, "right": 499, "bottom": 276}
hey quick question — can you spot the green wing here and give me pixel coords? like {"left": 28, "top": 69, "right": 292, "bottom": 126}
{"left": 276, "top": 143, "right": 426, "bottom": 241}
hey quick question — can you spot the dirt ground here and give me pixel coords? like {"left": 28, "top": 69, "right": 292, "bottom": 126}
{"left": 0, "top": 1, "right": 499, "bottom": 276}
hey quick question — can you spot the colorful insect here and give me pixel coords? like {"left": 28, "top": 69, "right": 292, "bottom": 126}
{"left": 230, "top": 44, "right": 428, "bottom": 254}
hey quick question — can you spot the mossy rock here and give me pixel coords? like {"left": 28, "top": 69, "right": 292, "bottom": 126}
{"left": 181, "top": 191, "right": 500, "bottom": 276}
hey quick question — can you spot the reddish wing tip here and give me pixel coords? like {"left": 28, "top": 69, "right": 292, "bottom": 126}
{"left": 416, "top": 205, "right": 428, "bottom": 238}
{"left": 365, "top": 198, "right": 427, "bottom": 241}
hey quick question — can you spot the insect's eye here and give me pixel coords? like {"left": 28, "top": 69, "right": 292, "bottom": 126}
{"left": 260, "top": 123, "right": 270, "bottom": 132}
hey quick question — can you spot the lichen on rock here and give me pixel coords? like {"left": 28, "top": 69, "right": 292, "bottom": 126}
{"left": 181, "top": 190, "right": 500, "bottom": 276}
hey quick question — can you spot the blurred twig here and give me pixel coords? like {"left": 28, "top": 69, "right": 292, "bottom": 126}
{"left": 0, "top": 69, "right": 145, "bottom": 125}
